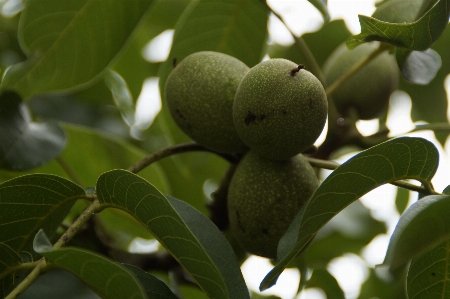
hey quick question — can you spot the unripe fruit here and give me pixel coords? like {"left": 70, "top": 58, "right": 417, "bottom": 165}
{"left": 165, "top": 51, "right": 249, "bottom": 153}
{"left": 233, "top": 59, "right": 328, "bottom": 161}
{"left": 227, "top": 151, "right": 319, "bottom": 258}
{"left": 323, "top": 42, "right": 399, "bottom": 120}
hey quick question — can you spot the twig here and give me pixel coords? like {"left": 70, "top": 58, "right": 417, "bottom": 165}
{"left": 127, "top": 142, "right": 239, "bottom": 174}
{"left": 307, "top": 157, "right": 440, "bottom": 196}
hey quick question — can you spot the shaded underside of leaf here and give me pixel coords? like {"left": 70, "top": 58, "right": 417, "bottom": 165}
{"left": 96, "top": 170, "right": 249, "bottom": 299}
{"left": 0, "top": 91, "right": 66, "bottom": 171}
{"left": 33, "top": 230, "right": 147, "bottom": 299}
{"left": 123, "top": 264, "right": 178, "bottom": 299}
{"left": 1, "top": 0, "right": 154, "bottom": 98}
{"left": 0, "top": 174, "right": 84, "bottom": 254}
{"left": 261, "top": 137, "right": 439, "bottom": 290}
{"left": 347, "top": 0, "right": 450, "bottom": 50}
{"left": 0, "top": 242, "right": 22, "bottom": 297}
{"left": 384, "top": 195, "right": 450, "bottom": 271}
{"left": 407, "top": 239, "right": 450, "bottom": 299}
{"left": 307, "top": 0, "right": 330, "bottom": 22}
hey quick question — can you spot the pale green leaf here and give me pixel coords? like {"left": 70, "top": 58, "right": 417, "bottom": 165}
{"left": 96, "top": 170, "right": 250, "bottom": 299}
{"left": 396, "top": 48, "right": 442, "bottom": 85}
{"left": 260, "top": 137, "right": 439, "bottom": 290}
{"left": 383, "top": 195, "right": 450, "bottom": 271}
{"left": 407, "top": 239, "right": 450, "bottom": 299}
{"left": 347, "top": 0, "right": 450, "bottom": 50}
{"left": 0, "top": 174, "right": 85, "bottom": 254}
{"left": 1, "top": 0, "right": 153, "bottom": 98}
{"left": 33, "top": 230, "right": 147, "bottom": 299}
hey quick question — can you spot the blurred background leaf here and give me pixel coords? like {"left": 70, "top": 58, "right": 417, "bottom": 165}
{"left": 1, "top": 0, "right": 154, "bottom": 98}
{"left": 0, "top": 91, "right": 65, "bottom": 170}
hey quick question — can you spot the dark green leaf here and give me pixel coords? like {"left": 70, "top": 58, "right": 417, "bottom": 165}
{"left": 307, "top": 0, "right": 329, "bottom": 22}
{"left": 19, "top": 269, "right": 100, "bottom": 299}
{"left": 1, "top": 0, "right": 153, "bottom": 98}
{"left": 0, "top": 91, "right": 65, "bottom": 170}
{"left": 407, "top": 239, "right": 450, "bottom": 299}
{"left": 123, "top": 264, "right": 178, "bottom": 299}
{"left": 158, "top": 0, "right": 269, "bottom": 96}
{"left": 33, "top": 230, "right": 147, "bottom": 299}
{"left": 261, "top": 137, "right": 439, "bottom": 291}
{"left": 396, "top": 48, "right": 442, "bottom": 84}
{"left": 305, "top": 268, "right": 344, "bottom": 299}
{"left": 0, "top": 242, "right": 22, "bottom": 297}
{"left": 0, "top": 174, "right": 84, "bottom": 254}
{"left": 383, "top": 195, "right": 450, "bottom": 271}
{"left": 96, "top": 170, "right": 249, "bottom": 299}
{"left": 347, "top": 0, "right": 450, "bottom": 50}
{"left": 395, "top": 187, "right": 410, "bottom": 215}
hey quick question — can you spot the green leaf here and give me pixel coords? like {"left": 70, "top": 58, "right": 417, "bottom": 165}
{"left": 407, "top": 239, "right": 450, "bottom": 299}
{"left": 395, "top": 48, "right": 442, "bottom": 85}
{"left": 400, "top": 25, "right": 450, "bottom": 145}
{"left": 1, "top": 0, "right": 153, "bottom": 98}
{"left": 0, "top": 174, "right": 84, "bottom": 254}
{"left": 96, "top": 170, "right": 249, "bottom": 299}
{"left": 123, "top": 264, "right": 178, "bottom": 299}
{"left": 33, "top": 230, "right": 147, "bottom": 299}
{"left": 347, "top": 0, "right": 450, "bottom": 50}
{"left": 395, "top": 187, "right": 410, "bottom": 215}
{"left": 372, "top": 0, "right": 425, "bottom": 23}
{"left": 358, "top": 268, "right": 407, "bottom": 299}
{"left": 0, "top": 91, "right": 65, "bottom": 170}
{"left": 0, "top": 123, "right": 170, "bottom": 194}
{"left": 158, "top": 0, "right": 269, "bottom": 95}
{"left": 260, "top": 137, "right": 439, "bottom": 291}
{"left": 307, "top": 0, "right": 330, "bottom": 22}
{"left": 305, "top": 268, "right": 344, "bottom": 299}
{"left": 113, "top": 0, "right": 191, "bottom": 100}
{"left": 383, "top": 195, "right": 450, "bottom": 271}
{"left": 105, "top": 70, "right": 135, "bottom": 127}
{"left": 0, "top": 242, "right": 22, "bottom": 297}
{"left": 305, "top": 201, "right": 386, "bottom": 265}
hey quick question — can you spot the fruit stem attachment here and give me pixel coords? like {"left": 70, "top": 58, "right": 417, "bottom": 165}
{"left": 290, "top": 64, "right": 304, "bottom": 76}
{"left": 325, "top": 43, "right": 390, "bottom": 97}
{"left": 306, "top": 157, "right": 441, "bottom": 195}
{"left": 127, "top": 142, "right": 239, "bottom": 174}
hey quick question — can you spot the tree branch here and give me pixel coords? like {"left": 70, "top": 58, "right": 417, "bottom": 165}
{"left": 127, "top": 142, "right": 239, "bottom": 174}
